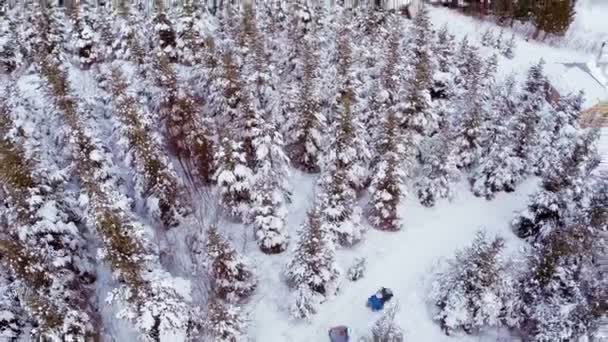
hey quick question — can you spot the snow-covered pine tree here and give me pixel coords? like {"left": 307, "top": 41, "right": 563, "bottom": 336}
{"left": 517, "top": 222, "right": 606, "bottom": 341}
{"left": 502, "top": 33, "right": 516, "bottom": 59}
{"left": 206, "top": 224, "right": 257, "bottom": 303}
{"left": 214, "top": 136, "right": 254, "bottom": 221}
{"left": 289, "top": 284, "right": 324, "bottom": 320}
{"left": 0, "top": 275, "right": 23, "bottom": 340}
{"left": 216, "top": 47, "right": 259, "bottom": 170}
{"left": 65, "top": 1, "right": 100, "bottom": 68}
{"left": 151, "top": 0, "right": 177, "bottom": 60}
{"left": 512, "top": 128, "right": 600, "bottom": 240}
{"left": 0, "top": 94, "right": 98, "bottom": 340}
{"left": 430, "top": 231, "right": 516, "bottom": 335}
{"left": 347, "top": 257, "right": 366, "bottom": 281}
{"left": 317, "top": 90, "right": 366, "bottom": 246}
{"left": 453, "top": 47, "right": 493, "bottom": 170}
{"left": 369, "top": 109, "right": 406, "bottom": 231}
{"left": 415, "top": 128, "right": 459, "bottom": 207}
{"left": 512, "top": 60, "right": 552, "bottom": 174}
{"left": 204, "top": 298, "right": 246, "bottom": 342}
{"left": 22, "top": 1, "right": 65, "bottom": 62}
{"left": 236, "top": 2, "right": 291, "bottom": 253}
{"left": 250, "top": 119, "right": 290, "bottom": 253}
{"left": 110, "top": 1, "right": 147, "bottom": 65}
{"left": 435, "top": 25, "right": 456, "bottom": 75}
{"left": 155, "top": 52, "right": 216, "bottom": 185}
{"left": 371, "top": 302, "right": 405, "bottom": 342}
{"left": 536, "top": 91, "right": 585, "bottom": 176}
{"left": 0, "top": 9, "right": 23, "bottom": 74}
{"left": 39, "top": 56, "right": 192, "bottom": 340}
{"left": 175, "top": 0, "right": 206, "bottom": 66}
{"left": 481, "top": 28, "right": 494, "bottom": 47}
{"left": 326, "top": 24, "right": 371, "bottom": 192}
{"left": 401, "top": 5, "right": 437, "bottom": 137}
{"left": 285, "top": 207, "right": 340, "bottom": 317}
{"left": 285, "top": 38, "right": 325, "bottom": 173}
{"left": 494, "top": 30, "right": 505, "bottom": 50}
{"left": 109, "top": 65, "right": 190, "bottom": 228}
{"left": 470, "top": 76, "right": 525, "bottom": 199}
{"left": 454, "top": 35, "right": 473, "bottom": 88}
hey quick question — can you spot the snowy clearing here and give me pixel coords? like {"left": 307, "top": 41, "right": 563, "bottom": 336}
{"left": 250, "top": 177, "right": 538, "bottom": 342}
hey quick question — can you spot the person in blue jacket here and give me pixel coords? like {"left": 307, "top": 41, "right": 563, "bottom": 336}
{"left": 367, "top": 287, "right": 394, "bottom": 311}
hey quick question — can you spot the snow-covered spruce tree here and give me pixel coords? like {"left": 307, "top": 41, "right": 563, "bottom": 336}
{"left": 214, "top": 136, "right": 254, "bottom": 222}
{"left": 155, "top": 53, "right": 216, "bottom": 185}
{"left": 285, "top": 38, "right": 325, "bottom": 173}
{"left": 368, "top": 109, "right": 407, "bottom": 231}
{"left": 285, "top": 207, "right": 340, "bottom": 319}
{"left": 517, "top": 223, "right": 606, "bottom": 341}
{"left": 430, "top": 24, "right": 451, "bottom": 69}
{"left": 454, "top": 35, "right": 471, "bottom": 87}
{"left": 39, "top": 56, "right": 192, "bottom": 340}
{"left": 432, "top": 25, "right": 459, "bottom": 119}
{"left": 110, "top": 1, "right": 147, "bottom": 65}
{"left": 204, "top": 298, "right": 246, "bottom": 342}
{"left": 470, "top": 76, "right": 525, "bottom": 199}
{"left": 494, "top": 30, "right": 505, "bottom": 50}
{"left": 0, "top": 275, "right": 24, "bottom": 340}
{"left": 216, "top": 47, "right": 259, "bottom": 169}
{"left": 289, "top": 284, "right": 324, "bottom": 320}
{"left": 250, "top": 120, "right": 290, "bottom": 253}
{"left": 347, "top": 257, "right": 366, "bottom": 281}
{"left": 415, "top": 129, "right": 459, "bottom": 207}
{"left": 536, "top": 91, "right": 585, "bottom": 177}
{"left": 317, "top": 93, "right": 366, "bottom": 246}
{"left": 327, "top": 24, "right": 371, "bottom": 192}
{"left": 0, "top": 10, "right": 23, "bottom": 74}
{"left": 65, "top": 2, "right": 100, "bottom": 68}
{"left": 481, "top": 28, "right": 494, "bottom": 47}
{"left": 502, "top": 33, "right": 516, "bottom": 59}
{"left": 206, "top": 224, "right": 256, "bottom": 303}
{"left": 175, "top": 0, "right": 206, "bottom": 66}
{"left": 512, "top": 60, "right": 552, "bottom": 174}
{"left": 19, "top": 2, "right": 65, "bottom": 63}
{"left": 151, "top": 1, "right": 176, "bottom": 61}
{"left": 109, "top": 65, "right": 190, "bottom": 228}
{"left": 453, "top": 48, "right": 494, "bottom": 170}
{"left": 237, "top": 3, "right": 290, "bottom": 253}
{"left": 430, "top": 231, "right": 516, "bottom": 335}
{"left": 371, "top": 302, "right": 405, "bottom": 342}
{"left": 0, "top": 96, "right": 98, "bottom": 340}
{"left": 512, "top": 128, "right": 599, "bottom": 240}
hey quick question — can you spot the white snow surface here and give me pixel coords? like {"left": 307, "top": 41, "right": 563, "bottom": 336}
{"left": 248, "top": 6, "right": 608, "bottom": 341}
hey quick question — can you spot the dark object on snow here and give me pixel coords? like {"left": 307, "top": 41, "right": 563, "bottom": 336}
{"left": 329, "top": 325, "right": 349, "bottom": 342}
{"left": 367, "top": 287, "right": 394, "bottom": 311}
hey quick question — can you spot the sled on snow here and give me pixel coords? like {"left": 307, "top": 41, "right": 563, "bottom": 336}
{"left": 329, "top": 325, "right": 349, "bottom": 342}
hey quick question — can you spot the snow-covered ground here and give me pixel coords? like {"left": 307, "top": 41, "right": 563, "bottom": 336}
{"left": 249, "top": 5, "right": 608, "bottom": 341}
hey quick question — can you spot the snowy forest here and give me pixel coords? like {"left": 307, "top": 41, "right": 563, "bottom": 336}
{"left": 0, "top": 1, "right": 606, "bottom": 341}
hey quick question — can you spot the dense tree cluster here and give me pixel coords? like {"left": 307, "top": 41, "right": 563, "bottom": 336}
{"left": 0, "top": 1, "right": 602, "bottom": 340}
{"left": 443, "top": 0, "right": 576, "bottom": 38}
